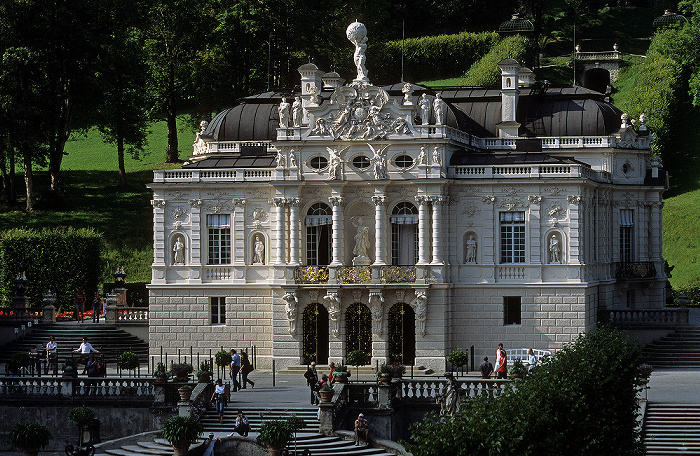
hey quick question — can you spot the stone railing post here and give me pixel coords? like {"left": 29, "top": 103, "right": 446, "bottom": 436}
{"left": 377, "top": 382, "right": 393, "bottom": 408}
{"left": 105, "top": 305, "right": 118, "bottom": 324}
{"left": 43, "top": 306, "right": 56, "bottom": 323}
{"left": 318, "top": 403, "right": 334, "bottom": 435}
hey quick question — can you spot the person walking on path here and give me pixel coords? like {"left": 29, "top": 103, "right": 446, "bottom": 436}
{"left": 73, "top": 337, "right": 99, "bottom": 374}
{"left": 45, "top": 336, "right": 58, "bottom": 375}
{"left": 229, "top": 349, "right": 241, "bottom": 392}
{"left": 479, "top": 356, "right": 493, "bottom": 379}
{"left": 211, "top": 379, "right": 229, "bottom": 424}
{"left": 495, "top": 349, "right": 508, "bottom": 379}
{"left": 495, "top": 343, "right": 504, "bottom": 372}
{"left": 240, "top": 352, "right": 255, "bottom": 389}
{"left": 92, "top": 292, "right": 101, "bottom": 323}
{"left": 74, "top": 288, "right": 86, "bottom": 322}
{"left": 304, "top": 362, "right": 319, "bottom": 405}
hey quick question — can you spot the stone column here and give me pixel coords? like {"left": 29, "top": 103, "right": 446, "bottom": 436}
{"left": 417, "top": 196, "right": 431, "bottom": 265}
{"left": 372, "top": 195, "right": 387, "bottom": 265}
{"left": 288, "top": 198, "right": 301, "bottom": 265}
{"left": 233, "top": 199, "right": 246, "bottom": 264}
{"left": 273, "top": 198, "right": 286, "bottom": 265}
{"left": 431, "top": 196, "right": 445, "bottom": 264}
{"left": 329, "top": 197, "right": 345, "bottom": 266}
{"left": 651, "top": 201, "right": 662, "bottom": 260}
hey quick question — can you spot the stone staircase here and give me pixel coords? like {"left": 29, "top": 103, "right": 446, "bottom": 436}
{"left": 644, "top": 328, "right": 700, "bottom": 368}
{"left": 95, "top": 407, "right": 397, "bottom": 456}
{"left": 643, "top": 404, "right": 700, "bottom": 454}
{"left": 0, "top": 323, "right": 149, "bottom": 366}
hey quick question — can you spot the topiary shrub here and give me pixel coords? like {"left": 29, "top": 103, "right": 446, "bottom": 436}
{"left": 68, "top": 405, "right": 95, "bottom": 426}
{"left": 346, "top": 350, "right": 370, "bottom": 367}
{"left": 446, "top": 349, "right": 469, "bottom": 368}
{"left": 215, "top": 349, "right": 232, "bottom": 367}
{"left": 117, "top": 351, "right": 140, "bottom": 370}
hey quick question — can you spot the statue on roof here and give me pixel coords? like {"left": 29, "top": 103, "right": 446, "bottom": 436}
{"left": 433, "top": 93, "right": 446, "bottom": 125}
{"left": 292, "top": 96, "right": 303, "bottom": 127}
{"left": 347, "top": 21, "right": 369, "bottom": 83}
{"left": 419, "top": 94, "right": 431, "bottom": 125}
{"left": 278, "top": 98, "right": 291, "bottom": 128}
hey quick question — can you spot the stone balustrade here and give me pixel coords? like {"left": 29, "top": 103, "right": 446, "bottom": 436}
{"left": 603, "top": 308, "right": 690, "bottom": 328}
{"left": 400, "top": 378, "right": 509, "bottom": 401}
{"left": 0, "top": 376, "right": 155, "bottom": 399}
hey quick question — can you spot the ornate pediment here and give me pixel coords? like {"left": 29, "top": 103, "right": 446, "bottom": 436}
{"left": 305, "top": 81, "right": 416, "bottom": 141}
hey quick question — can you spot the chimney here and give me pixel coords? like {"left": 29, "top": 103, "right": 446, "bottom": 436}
{"left": 322, "top": 71, "right": 345, "bottom": 89}
{"left": 298, "top": 63, "right": 325, "bottom": 108}
{"left": 497, "top": 58, "right": 522, "bottom": 138}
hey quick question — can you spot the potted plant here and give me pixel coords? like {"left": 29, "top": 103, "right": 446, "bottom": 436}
{"left": 447, "top": 349, "right": 469, "bottom": 376}
{"left": 170, "top": 363, "right": 193, "bottom": 381}
{"left": 214, "top": 350, "right": 232, "bottom": 368}
{"left": 153, "top": 363, "right": 169, "bottom": 382}
{"left": 377, "top": 364, "right": 392, "bottom": 382}
{"left": 68, "top": 405, "right": 95, "bottom": 446}
{"left": 346, "top": 349, "right": 369, "bottom": 379}
{"left": 318, "top": 384, "right": 334, "bottom": 402}
{"left": 256, "top": 419, "right": 294, "bottom": 456}
{"left": 161, "top": 415, "right": 203, "bottom": 456}
{"left": 388, "top": 363, "right": 405, "bottom": 378}
{"left": 10, "top": 421, "right": 51, "bottom": 456}
{"left": 195, "top": 362, "right": 212, "bottom": 383}
{"left": 332, "top": 365, "right": 350, "bottom": 383}
{"left": 117, "top": 351, "right": 140, "bottom": 372}
{"left": 177, "top": 384, "right": 193, "bottom": 401}
{"left": 509, "top": 359, "right": 527, "bottom": 379}
{"left": 11, "top": 352, "right": 32, "bottom": 372}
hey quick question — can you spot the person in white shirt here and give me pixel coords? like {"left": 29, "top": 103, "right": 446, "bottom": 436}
{"left": 210, "top": 379, "right": 229, "bottom": 424}
{"left": 45, "top": 336, "right": 58, "bottom": 375}
{"left": 73, "top": 337, "right": 98, "bottom": 374}
{"left": 527, "top": 348, "right": 537, "bottom": 374}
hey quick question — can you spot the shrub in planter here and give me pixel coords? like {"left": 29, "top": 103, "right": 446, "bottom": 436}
{"left": 170, "top": 363, "right": 193, "bottom": 379}
{"left": 10, "top": 421, "right": 51, "bottom": 456}
{"left": 332, "top": 364, "right": 350, "bottom": 382}
{"left": 68, "top": 405, "right": 95, "bottom": 426}
{"left": 257, "top": 420, "right": 294, "bottom": 451}
{"left": 215, "top": 350, "right": 232, "bottom": 368}
{"left": 195, "top": 362, "right": 212, "bottom": 382}
{"left": 153, "top": 363, "right": 169, "bottom": 381}
{"left": 377, "top": 363, "right": 392, "bottom": 380}
{"left": 509, "top": 359, "right": 527, "bottom": 379}
{"left": 62, "top": 359, "right": 78, "bottom": 377}
{"left": 118, "top": 351, "right": 140, "bottom": 371}
{"left": 11, "top": 351, "right": 32, "bottom": 369}
{"left": 161, "top": 416, "right": 203, "bottom": 453}
{"left": 447, "top": 350, "right": 469, "bottom": 369}
{"left": 346, "top": 350, "right": 370, "bottom": 367}
{"left": 388, "top": 363, "right": 405, "bottom": 377}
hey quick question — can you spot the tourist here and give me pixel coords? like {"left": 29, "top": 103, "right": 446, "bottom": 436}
{"left": 527, "top": 348, "right": 537, "bottom": 374}
{"left": 211, "top": 379, "right": 229, "bottom": 424}
{"left": 74, "top": 288, "right": 86, "bottom": 323}
{"left": 73, "top": 337, "right": 99, "bottom": 374}
{"left": 328, "top": 362, "right": 336, "bottom": 384}
{"left": 304, "top": 362, "right": 319, "bottom": 405}
{"left": 92, "top": 292, "right": 101, "bottom": 323}
{"left": 86, "top": 354, "right": 99, "bottom": 377}
{"left": 202, "top": 433, "right": 221, "bottom": 456}
{"left": 479, "top": 356, "right": 493, "bottom": 379}
{"left": 495, "top": 349, "right": 508, "bottom": 379}
{"left": 228, "top": 410, "right": 250, "bottom": 436}
{"left": 229, "top": 349, "right": 241, "bottom": 392}
{"left": 45, "top": 336, "right": 58, "bottom": 375}
{"left": 240, "top": 352, "right": 255, "bottom": 389}
{"left": 495, "top": 343, "right": 504, "bottom": 371}
{"left": 354, "top": 413, "right": 369, "bottom": 446}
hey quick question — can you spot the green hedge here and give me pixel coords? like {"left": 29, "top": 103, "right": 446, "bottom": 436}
{"left": 462, "top": 35, "right": 530, "bottom": 87}
{"left": 369, "top": 31, "right": 499, "bottom": 84}
{"left": 0, "top": 228, "right": 103, "bottom": 311}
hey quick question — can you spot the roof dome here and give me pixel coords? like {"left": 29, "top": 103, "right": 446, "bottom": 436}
{"left": 652, "top": 10, "right": 687, "bottom": 30}
{"left": 498, "top": 13, "right": 534, "bottom": 33}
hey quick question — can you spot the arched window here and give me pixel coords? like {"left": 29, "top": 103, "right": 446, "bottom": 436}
{"left": 391, "top": 202, "right": 418, "bottom": 265}
{"left": 305, "top": 203, "right": 332, "bottom": 265}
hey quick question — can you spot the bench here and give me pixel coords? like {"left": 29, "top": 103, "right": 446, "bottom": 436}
{"left": 505, "top": 348, "right": 551, "bottom": 364}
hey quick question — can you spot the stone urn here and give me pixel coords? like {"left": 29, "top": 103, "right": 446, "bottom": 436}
{"left": 319, "top": 389, "right": 334, "bottom": 402}
{"left": 177, "top": 387, "right": 192, "bottom": 402}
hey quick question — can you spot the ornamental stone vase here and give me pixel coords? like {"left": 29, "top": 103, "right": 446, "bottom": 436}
{"left": 319, "top": 390, "right": 334, "bottom": 402}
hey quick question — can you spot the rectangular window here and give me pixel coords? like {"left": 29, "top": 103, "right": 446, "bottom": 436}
{"left": 207, "top": 214, "right": 231, "bottom": 265}
{"left": 500, "top": 212, "right": 526, "bottom": 264}
{"left": 391, "top": 223, "right": 418, "bottom": 265}
{"left": 504, "top": 296, "right": 521, "bottom": 325}
{"left": 211, "top": 297, "right": 226, "bottom": 325}
{"left": 619, "top": 209, "right": 633, "bottom": 263}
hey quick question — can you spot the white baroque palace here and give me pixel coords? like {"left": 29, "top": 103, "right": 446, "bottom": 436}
{"left": 148, "top": 23, "right": 667, "bottom": 371}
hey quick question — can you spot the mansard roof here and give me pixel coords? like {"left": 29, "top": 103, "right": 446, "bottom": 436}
{"left": 203, "top": 83, "right": 622, "bottom": 143}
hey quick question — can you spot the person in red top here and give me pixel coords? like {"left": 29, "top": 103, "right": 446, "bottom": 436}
{"left": 328, "top": 362, "right": 336, "bottom": 384}
{"left": 495, "top": 349, "right": 508, "bottom": 379}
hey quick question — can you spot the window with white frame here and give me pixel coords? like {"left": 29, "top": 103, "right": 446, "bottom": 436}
{"left": 391, "top": 202, "right": 419, "bottom": 265}
{"left": 619, "top": 209, "right": 634, "bottom": 263}
{"left": 211, "top": 297, "right": 226, "bottom": 324}
{"left": 305, "top": 203, "right": 332, "bottom": 265}
{"left": 207, "top": 214, "right": 231, "bottom": 265}
{"left": 500, "top": 212, "right": 525, "bottom": 263}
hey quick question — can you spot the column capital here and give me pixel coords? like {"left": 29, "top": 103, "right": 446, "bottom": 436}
{"left": 151, "top": 199, "right": 166, "bottom": 208}
{"left": 416, "top": 195, "right": 431, "bottom": 206}
{"left": 233, "top": 198, "right": 246, "bottom": 207}
{"left": 371, "top": 195, "right": 387, "bottom": 206}
{"left": 272, "top": 197, "right": 287, "bottom": 207}
{"left": 287, "top": 197, "right": 302, "bottom": 207}
{"left": 329, "top": 196, "right": 345, "bottom": 207}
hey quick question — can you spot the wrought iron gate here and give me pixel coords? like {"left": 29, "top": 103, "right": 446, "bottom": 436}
{"left": 388, "top": 303, "right": 415, "bottom": 365}
{"left": 303, "top": 303, "right": 329, "bottom": 364}
{"left": 345, "top": 302, "right": 372, "bottom": 358}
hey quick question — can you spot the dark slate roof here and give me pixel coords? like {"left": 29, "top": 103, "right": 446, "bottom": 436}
{"left": 449, "top": 151, "right": 587, "bottom": 166}
{"left": 183, "top": 154, "right": 276, "bottom": 168}
{"left": 204, "top": 83, "right": 622, "bottom": 142}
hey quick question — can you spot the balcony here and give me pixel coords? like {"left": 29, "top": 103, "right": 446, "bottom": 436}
{"left": 380, "top": 266, "right": 417, "bottom": 284}
{"left": 294, "top": 266, "right": 329, "bottom": 284}
{"left": 615, "top": 262, "right": 657, "bottom": 281}
{"left": 337, "top": 266, "right": 371, "bottom": 284}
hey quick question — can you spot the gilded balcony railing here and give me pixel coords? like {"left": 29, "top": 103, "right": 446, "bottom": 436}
{"left": 337, "top": 266, "right": 372, "bottom": 284}
{"left": 615, "top": 262, "right": 656, "bottom": 280}
{"left": 380, "top": 266, "right": 417, "bottom": 283}
{"left": 294, "top": 266, "right": 329, "bottom": 284}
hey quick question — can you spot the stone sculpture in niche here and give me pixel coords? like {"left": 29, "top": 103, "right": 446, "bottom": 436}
{"left": 282, "top": 291, "right": 298, "bottom": 336}
{"left": 324, "top": 292, "right": 341, "bottom": 337}
{"left": 292, "top": 96, "right": 303, "bottom": 127}
{"left": 278, "top": 98, "right": 291, "bottom": 128}
{"left": 417, "top": 146, "right": 427, "bottom": 165}
{"left": 465, "top": 234, "right": 477, "bottom": 263}
{"left": 549, "top": 233, "right": 562, "bottom": 264}
{"left": 369, "top": 291, "right": 384, "bottom": 336}
{"left": 410, "top": 290, "right": 427, "bottom": 337}
{"left": 352, "top": 217, "right": 370, "bottom": 265}
{"left": 346, "top": 21, "right": 369, "bottom": 82}
{"left": 253, "top": 234, "right": 265, "bottom": 265}
{"left": 432, "top": 146, "right": 441, "bottom": 166}
{"left": 433, "top": 93, "right": 446, "bottom": 125}
{"left": 172, "top": 236, "right": 185, "bottom": 265}
{"left": 419, "top": 94, "right": 431, "bottom": 125}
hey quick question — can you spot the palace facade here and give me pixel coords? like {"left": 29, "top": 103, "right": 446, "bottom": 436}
{"left": 148, "top": 23, "right": 666, "bottom": 371}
